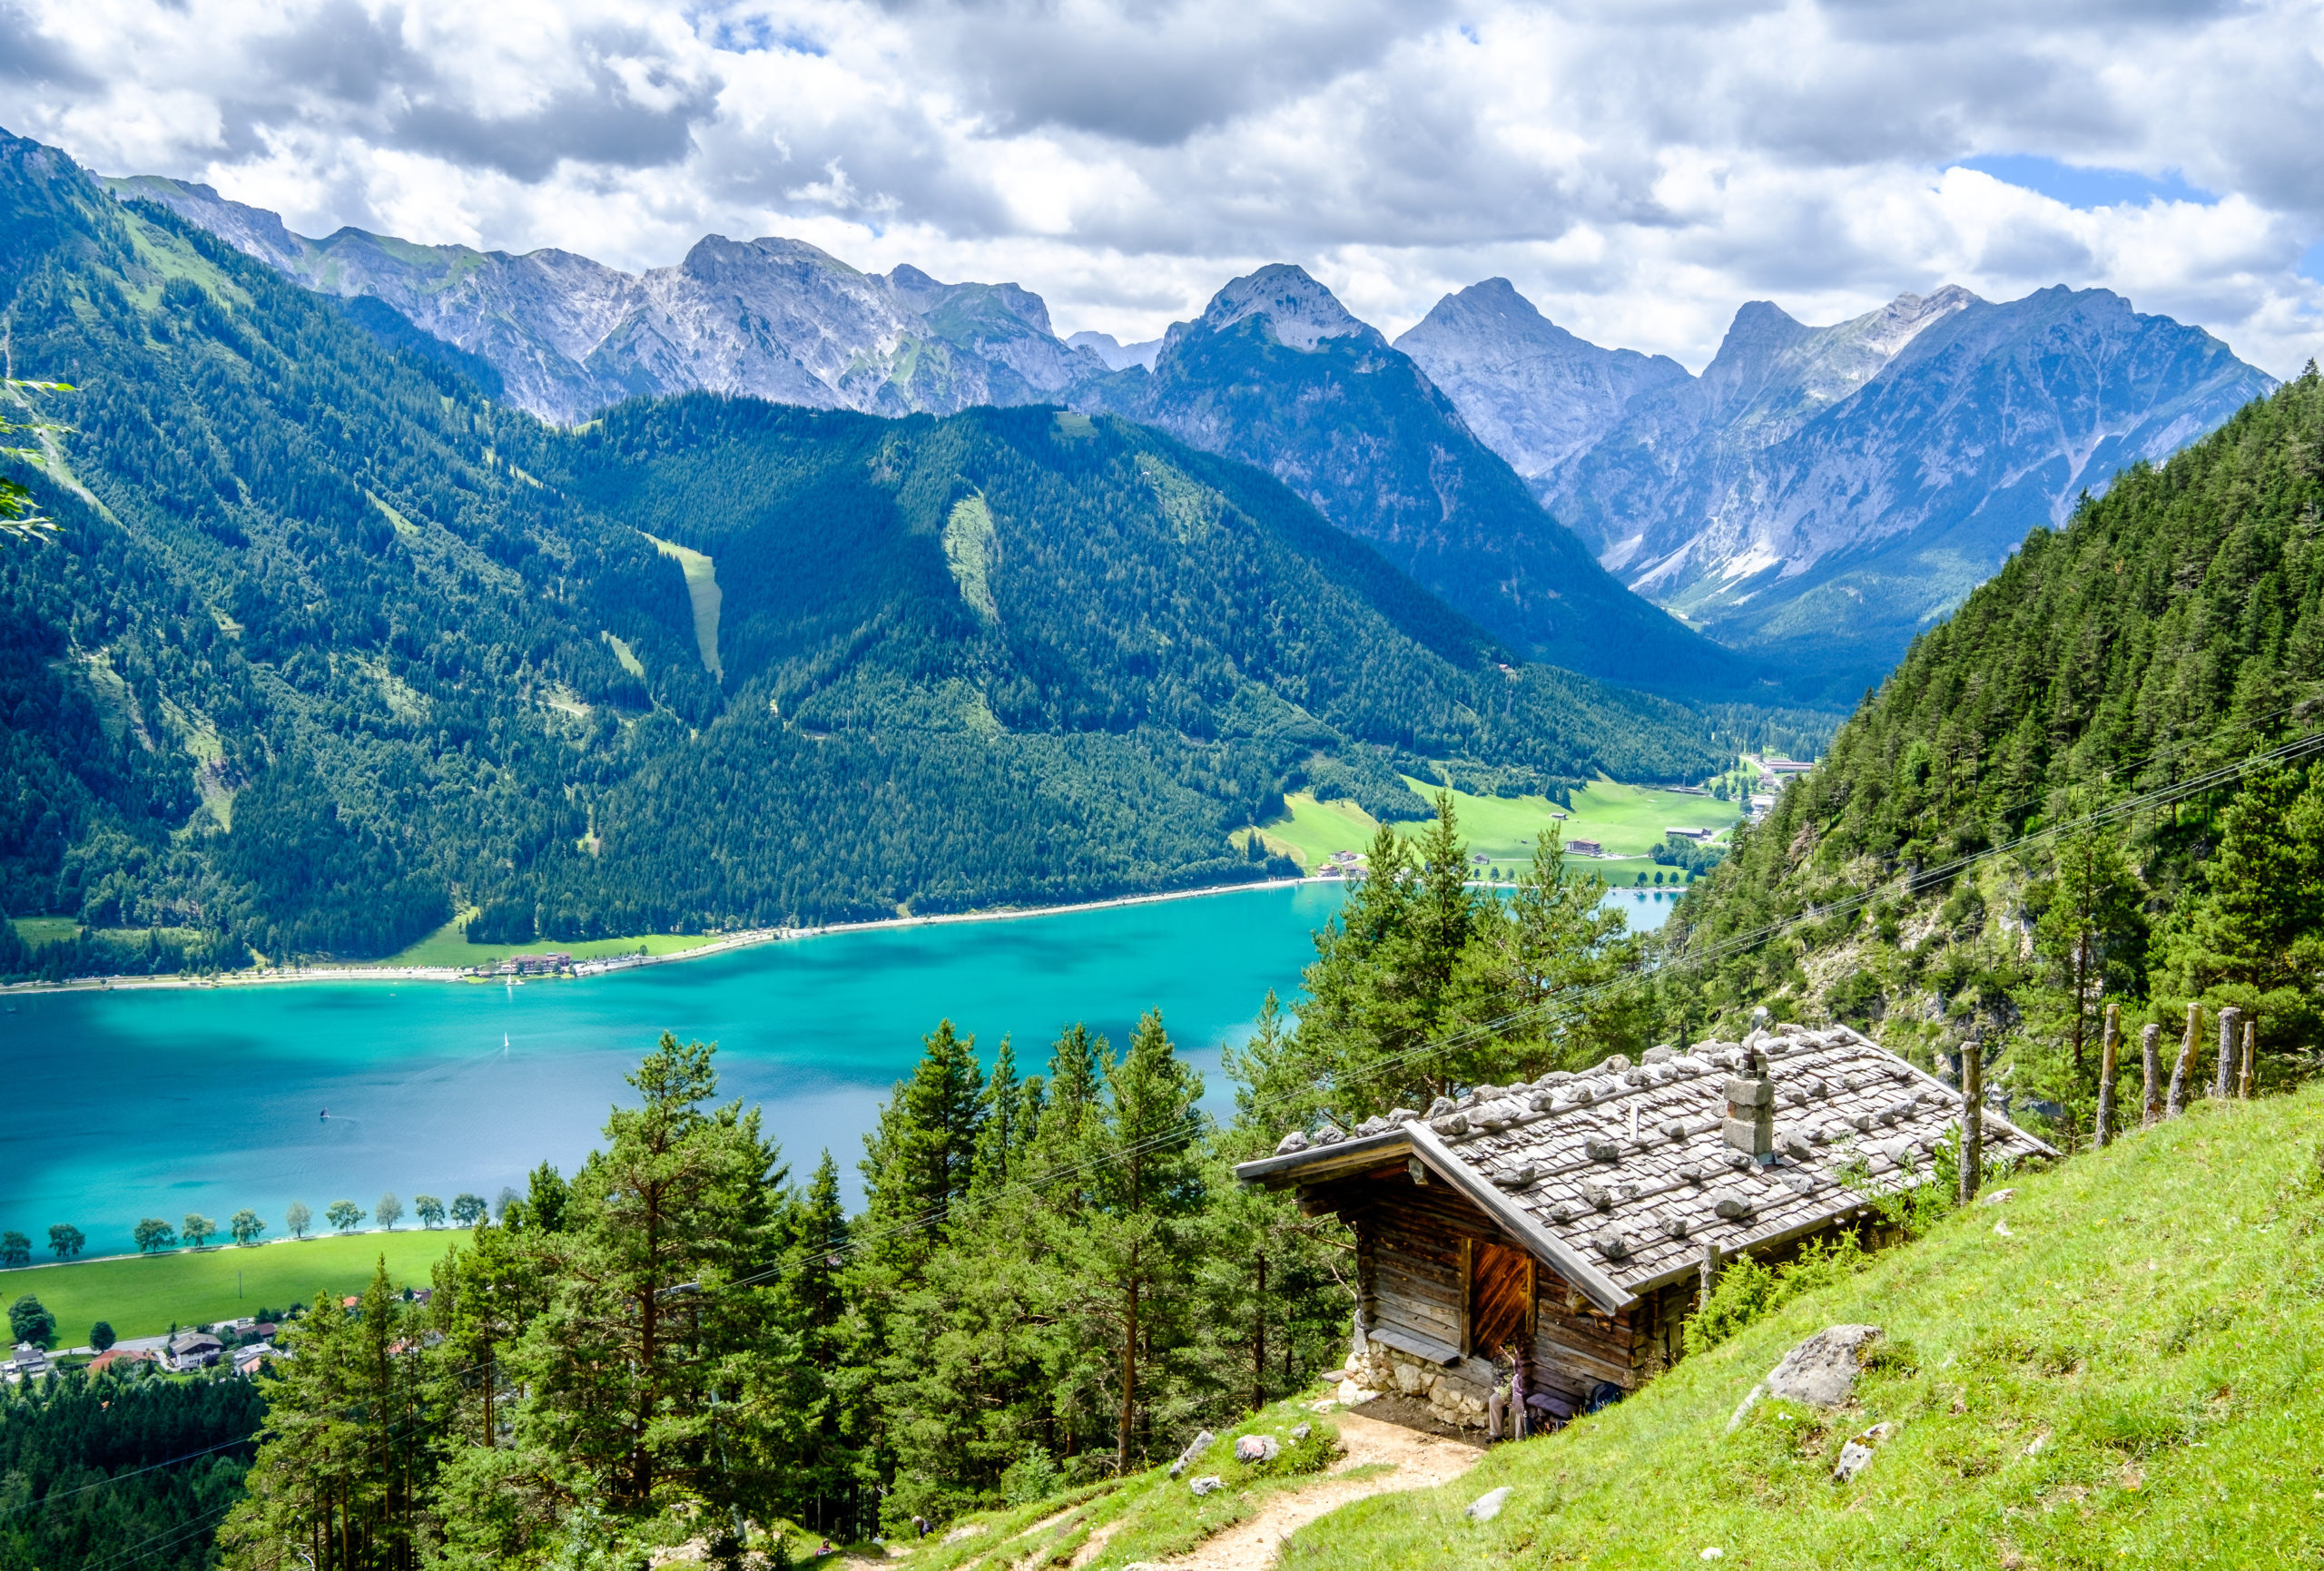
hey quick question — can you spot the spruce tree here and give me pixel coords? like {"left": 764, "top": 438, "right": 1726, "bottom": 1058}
{"left": 1069, "top": 1010, "right": 1206, "bottom": 1474}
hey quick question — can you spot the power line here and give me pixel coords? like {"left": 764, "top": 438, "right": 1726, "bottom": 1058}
{"left": 45, "top": 711, "right": 2322, "bottom": 1545}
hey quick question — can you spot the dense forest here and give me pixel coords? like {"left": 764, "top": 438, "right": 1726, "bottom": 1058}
{"left": 0, "top": 129, "right": 1745, "bottom": 976}
{"left": 44, "top": 802, "right": 1620, "bottom": 1568}
{"left": 0, "top": 1360, "right": 261, "bottom": 1571}
{"left": 1652, "top": 368, "right": 2324, "bottom": 1135}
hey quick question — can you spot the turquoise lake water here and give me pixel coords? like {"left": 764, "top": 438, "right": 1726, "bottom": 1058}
{"left": 0, "top": 881, "right": 1681, "bottom": 1255}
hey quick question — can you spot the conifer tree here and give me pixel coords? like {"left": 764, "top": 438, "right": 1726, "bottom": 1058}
{"left": 223, "top": 1262, "right": 426, "bottom": 1571}
{"left": 1067, "top": 1010, "right": 1206, "bottom": 1474}
{"left": 510, "top": 1033, "right": 797, "bottom": 1515}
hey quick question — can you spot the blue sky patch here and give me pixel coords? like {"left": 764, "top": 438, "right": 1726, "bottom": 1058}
{"left": 1954, "top": 153, "right": 2215, "bottom": 210}
{"left": 2300, "top": 242, "right": 2324, "bottom": 283}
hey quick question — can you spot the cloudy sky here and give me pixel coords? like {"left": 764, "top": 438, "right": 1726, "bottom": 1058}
{"left": 5, "top": 0, "right": 2321, "bottom": 374}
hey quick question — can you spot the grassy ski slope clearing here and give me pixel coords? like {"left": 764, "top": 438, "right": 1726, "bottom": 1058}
{"left": 1282, "top": 1086, "right": 2324, "bottom": 1568}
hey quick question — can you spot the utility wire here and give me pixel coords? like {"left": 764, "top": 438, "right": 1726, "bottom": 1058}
{"left": 44, "top": 709, "right": 2324, "bottom": 1540}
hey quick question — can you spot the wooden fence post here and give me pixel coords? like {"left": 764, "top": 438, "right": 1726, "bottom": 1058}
{"left": 2095, "top": 1002, "right": 2122, "bottom": 1148}
{"left": 2141, "top": 1024, "right": 2162, "bottom": 1126}
{"left": 2240, "top": 1018, "right": 2258, "bottom": 1099}
{"left": 1699, "top": 1241, "right": 1723, "bottom": 1307}
{"left": 2214, "top": 1006, "right": 2243, "bottom": 1100}
{"left": 2167, "top": 1003, "right": 2200, "bottom": 1118}
{"left": 1959, "top": 1038, "right": 1984, "bottom": 1206}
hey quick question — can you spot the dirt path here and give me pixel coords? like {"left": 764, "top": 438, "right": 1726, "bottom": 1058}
{"left": 1155, "top": 1414, "right": 1485, "bottom": 1571}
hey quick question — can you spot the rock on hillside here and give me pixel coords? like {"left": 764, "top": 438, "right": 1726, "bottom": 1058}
{"left": 101, "top": 176, "right": 1108, "bottom": 426}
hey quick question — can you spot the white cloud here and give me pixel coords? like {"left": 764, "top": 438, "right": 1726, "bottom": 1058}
{"left": 2, "top": 0, "right": 2319, "bottom": 373}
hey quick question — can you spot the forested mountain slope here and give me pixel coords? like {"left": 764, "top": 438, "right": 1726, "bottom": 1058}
{"left": 1658, "top": 369, "right": 2324, "bottom": 1122}
{"left": 1405, "top": 278, "right": 2276, "bottom": 702}
{"left": 0, "top": 129, "right": 1724, "bottom": 968}
{"left": 1077, "top": 265, "right": 1771, "bottom": 697}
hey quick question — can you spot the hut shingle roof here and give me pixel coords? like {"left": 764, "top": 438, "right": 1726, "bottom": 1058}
{"left": 1234, "top": 1023, "right": 2055, "bottom": 1311}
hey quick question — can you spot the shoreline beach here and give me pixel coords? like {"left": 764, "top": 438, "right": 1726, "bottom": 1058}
{"left": 1, "top": 875, "right": 1331, "bottom": 997}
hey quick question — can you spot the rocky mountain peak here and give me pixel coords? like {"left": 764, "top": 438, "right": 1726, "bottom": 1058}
{"left": 1393, "top": 278, "right": 1690, "bottom": 478}
{"left": 1181, "top": 263, "right": 1383, "bottom": 353}
{"left": 1068, "top": 330, "right": 1163, "bottom": 371}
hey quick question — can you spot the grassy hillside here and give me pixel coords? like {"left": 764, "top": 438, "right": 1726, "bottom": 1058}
{"left": 1281, "top": 1085, "right": 2324, "bottom": 1567}
{"left": 3, "top": 1229, "right": 462, "bottom": 1342}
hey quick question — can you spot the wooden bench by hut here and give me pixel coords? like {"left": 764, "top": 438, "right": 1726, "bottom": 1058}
{"left": 1234, "top": 1021, "right": 2054, "bottom": 1431}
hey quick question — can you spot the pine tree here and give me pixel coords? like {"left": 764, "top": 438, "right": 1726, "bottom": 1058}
{"left": 222, "top": 1263, "right": 425, "bottom": 1571}
{"left": 1465, "top": 823, "right": 1640, "bottom": 1078}
{"left": 511, "top": 1033, "right": 798, "bottom": 1514}
{"left": 1067, "top": 1010, "right": 1206, "bottom": 1474}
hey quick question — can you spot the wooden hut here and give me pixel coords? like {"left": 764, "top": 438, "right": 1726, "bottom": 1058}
{"left": 1233, "top": 1022, "right": 2053, "bottom": 1430}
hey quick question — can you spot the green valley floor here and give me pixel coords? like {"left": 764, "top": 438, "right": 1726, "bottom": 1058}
{"left": 5, "top": 1230, "right": 462, "bottom": 1342}
{"left": 1256, "top": 775, "right": 1737, "bottom": 888}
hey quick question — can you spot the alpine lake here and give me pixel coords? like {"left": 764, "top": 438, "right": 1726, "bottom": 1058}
{"left": 1, "top": 883, "right": 1681, "bottom": 1257}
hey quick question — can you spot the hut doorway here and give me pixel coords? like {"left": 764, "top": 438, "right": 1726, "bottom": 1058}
{"left": 1468, "top": 1237, "right": 1533, "bottom": 1359}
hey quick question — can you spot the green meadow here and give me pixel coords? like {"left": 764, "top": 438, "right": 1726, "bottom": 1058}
{"left": 1255, "top": 774, "right": 1738, "bottom": 887}
{"left": 369, "top": 916, "right": 725, "bottom": 969}
{"left": 3, "top": 1230, "right": 464, "bottom": 1343}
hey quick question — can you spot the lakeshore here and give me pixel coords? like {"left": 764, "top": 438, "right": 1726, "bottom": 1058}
{"left": 1, "top": 874, "right": 1318, "bottom": 996}
{"left": 5, "top": 871, "right": 1690, "bottom": 997}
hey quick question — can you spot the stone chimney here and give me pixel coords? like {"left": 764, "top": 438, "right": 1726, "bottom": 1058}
{"left": 1724, "top": 1045, "right": 1777, "bottom": 1163}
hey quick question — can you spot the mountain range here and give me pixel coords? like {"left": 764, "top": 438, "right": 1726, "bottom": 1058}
{"left": 113, "top": 177, "right": 1762, "bottom": 698}
{"left": 1, "top": 128, "right": 1728, "bottom": 968}
{"left": 118, "top": 172, "right": 2277, "bottom": 705}
{"left": 1398, "top": 280, "right": 2277, "bottom": 697}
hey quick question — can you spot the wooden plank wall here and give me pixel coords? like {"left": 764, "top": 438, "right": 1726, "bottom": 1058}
{"left": 1352, "top": 1186, "right": 1471, "bottom": 1356}
{"left": 1325, "top": 1170, "right": 1689, "bottom": 1407}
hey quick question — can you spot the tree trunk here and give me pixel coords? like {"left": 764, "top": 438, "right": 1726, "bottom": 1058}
{"left": 1118, "top": 1277, "right": 1139, "bottom": 1477}
{"left": 636, "top": 1183, "right": 661, "bottom": 1504}
{"left": 2095, "top": 1002, "right": 2121, "bottom": 1148}
{"left": 1252, "top": 1249, "right": 1266, "bottom": 1415}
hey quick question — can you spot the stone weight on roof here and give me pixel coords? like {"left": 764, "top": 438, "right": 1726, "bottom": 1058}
{"left": 1237, "top": 1022, "right": 2057, "bottom": 1307}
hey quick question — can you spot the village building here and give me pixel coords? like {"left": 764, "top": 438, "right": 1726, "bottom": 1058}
{"left": 1235, "top": 1019, "right": 2053, "bottom": 1433}
{"left": 5, "top": 1343, "right": 50, "bottom": 1382}
{"left": 162, "top": 1330, "right": 224, "bottom": 1371}
{"left": 87, "top": 1346, "right": 156, "bottom": 1374}
{"left": 1566, "top": 839, "right": 1604, "bottom": 857}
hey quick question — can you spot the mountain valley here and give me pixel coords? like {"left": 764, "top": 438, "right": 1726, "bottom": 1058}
{"left": 0, "top": 130, "right": 1725, "bottom": 971}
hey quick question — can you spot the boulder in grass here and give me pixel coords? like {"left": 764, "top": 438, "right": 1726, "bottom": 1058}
{"left": 1189, "top": 1475, "right": 1224, "bottom": 1497}
{"left": 1728, "top": 1325, "right": 1884, "bottom": 1432}
{"left": 1167, "top": 1429, "right": 1215, "bottom": 1478}
{"left": 1464, "top": 1486, "right": 1512, "bottom": 1522}
{"left": 1234, "top": 1434, "right": 1280, "bottom": 1463}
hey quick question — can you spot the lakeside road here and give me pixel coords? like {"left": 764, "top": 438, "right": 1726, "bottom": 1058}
{"left": 0, "top": 876, "right": 1321, "bottom": 997}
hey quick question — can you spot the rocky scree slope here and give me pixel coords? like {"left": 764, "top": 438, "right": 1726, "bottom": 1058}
{"left": 1402, "top": 280, "right": 2276, "bottom": 701}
